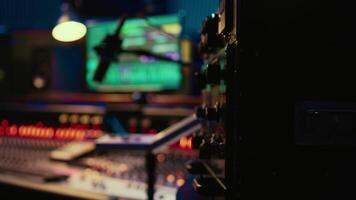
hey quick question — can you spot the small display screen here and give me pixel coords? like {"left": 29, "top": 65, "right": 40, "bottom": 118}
{"left": 86, "top": 15, "right": 182, "bottom": 92}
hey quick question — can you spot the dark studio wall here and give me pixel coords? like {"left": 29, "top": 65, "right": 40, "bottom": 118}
{"left": 0, "top": 0, "right": 60, "bottom": 30}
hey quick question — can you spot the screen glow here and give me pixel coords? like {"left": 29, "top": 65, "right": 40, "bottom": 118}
{"left": 86, "top": 15, "right": 182, "bottom": 92}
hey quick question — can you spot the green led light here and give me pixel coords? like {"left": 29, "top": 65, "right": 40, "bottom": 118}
{"left": 219, "top": 80, "right": 226, "bottom": 93}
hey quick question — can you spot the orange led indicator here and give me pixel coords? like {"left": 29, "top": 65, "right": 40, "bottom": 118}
{"left": 9, "top": 125, "right": 17, "bottom": 136}
{"left": 179, "top": 137, "right": 188, "bottom": 149}
{"left": 166, "top": 174, "right": 176, "bottom": 183}
{"left": 187, "top": 137, "right": 192, "bottom": 149}
{"left": 176, "top": 179, "right": 186, "bottom": 187}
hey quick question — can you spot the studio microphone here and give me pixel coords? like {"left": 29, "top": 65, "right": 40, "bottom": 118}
{"left": 93, "top": 17, "right": 126, "bottom": 82}
{"left": 93, "top": 16, "right": 188, "bottom": 83}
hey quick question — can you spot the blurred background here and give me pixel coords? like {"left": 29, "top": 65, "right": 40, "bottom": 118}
{"left": 4, "top": 0, "right": 356, "bottom": 200}
{"left": 0, "top": 1, "right": 233, "bottom": 199}
{"left": 0, "top": 0, "right": 218, "bottom": 95}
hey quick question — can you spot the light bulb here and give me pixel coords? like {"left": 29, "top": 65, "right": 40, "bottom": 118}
{"left": 52, "top": 21, "right": 87, "bottom": 42}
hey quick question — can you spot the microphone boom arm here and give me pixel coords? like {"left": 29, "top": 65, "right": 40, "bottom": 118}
{"left": 93, "top": 17, "right": 189, "bottom": 83}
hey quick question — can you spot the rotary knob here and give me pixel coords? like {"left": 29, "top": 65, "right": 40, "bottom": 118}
{"left": 192, "top": 133, "right": 205, "bottom": 149}
{"left": 195, "top": 106, "right": 207, "bottom": 119}
{"left": 206, "top": 107, "right": 219, "bottom": 121}
{"left": 206, "top": 64, "right": 221, "bottom": 85}
{"left": 194, "top": 71, "right": 207, "bottom": 90}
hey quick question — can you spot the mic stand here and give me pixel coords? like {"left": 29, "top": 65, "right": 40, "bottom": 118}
{"left": 93, "top": 17, "right": 190, "bottom": 200}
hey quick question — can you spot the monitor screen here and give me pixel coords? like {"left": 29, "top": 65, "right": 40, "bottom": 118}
{"left": 86, "top": 15, "right": 182, "bottom": 92}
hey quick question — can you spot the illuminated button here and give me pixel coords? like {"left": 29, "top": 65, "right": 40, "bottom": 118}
{"left": 69, "top": 129, "right": 76, "bottom": 139}
{"left": 19, "top": 126, "right": 27, "bottom": 136}
{"left": 59, "top": 114, "right": 69, "bottom": 124}
{"left": 18, "top": 126, "right": 24, "bottom": 136}
{"left": 166, "top": 174, "right": 175, "bottom": 183}
{"left": 80, "top": 115, "right": 90, "bottom": 125}
{"left": 35, "top": 127, "right": 41, "bottom": 137}
{"left": 46, "top": 128, "right": 55, "bottom": 138}
{"left": 69, "top": 114, "right": 79, "bottom": 124}
{"left": 156, "top": 154, "right": 166, "bottom": 163}
{"left": 187, "top": 137, "right": 193, "bottom": 149}
{"left": 29, "top": 126, "right": 35, "bottom": 137}
{"left": 141, "top": 118, "right": 151, "bottom": 128}
{"left": 91, "top": 116, "right": 103, "bottom": 125}
{"left": 55, "top": 129, "right": 61, "bottom": 138}
{"left": 33, "top": 76, "right": 46, "bottom": 89}
{"left": 42, "top": 128, "right": 49, "bottom": 138}
{"left": 179, "top": 137, "right": 189, "bottom": 149}
{"left": 176, "top": 178, "right": 185, "bottom": 187}
{"left": 74, "top": 130, "right": 84, "bottom": 140}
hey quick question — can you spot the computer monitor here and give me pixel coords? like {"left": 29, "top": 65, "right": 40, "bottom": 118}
{"left": 86, "top": 14, "right": 182, "bottom": 92}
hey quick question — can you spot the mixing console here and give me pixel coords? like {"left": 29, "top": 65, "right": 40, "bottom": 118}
{"left": 65, "top": 149, "right": 198, "bottom": 200}
{"left": 0, "top": 135, "right": 198, "bottom": 199}
{"left": 0, "top": 102, "right": 199, "bottom": 199}
{"left": 0, "top": 137, "right": 74, "bottom": 178}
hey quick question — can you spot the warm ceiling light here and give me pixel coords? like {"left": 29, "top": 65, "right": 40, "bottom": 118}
{"left": 52, "top": 2, "right": 87, "bottom": 42}
{"left": 52, "top": 21, "right": 87, "bottom": 42}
